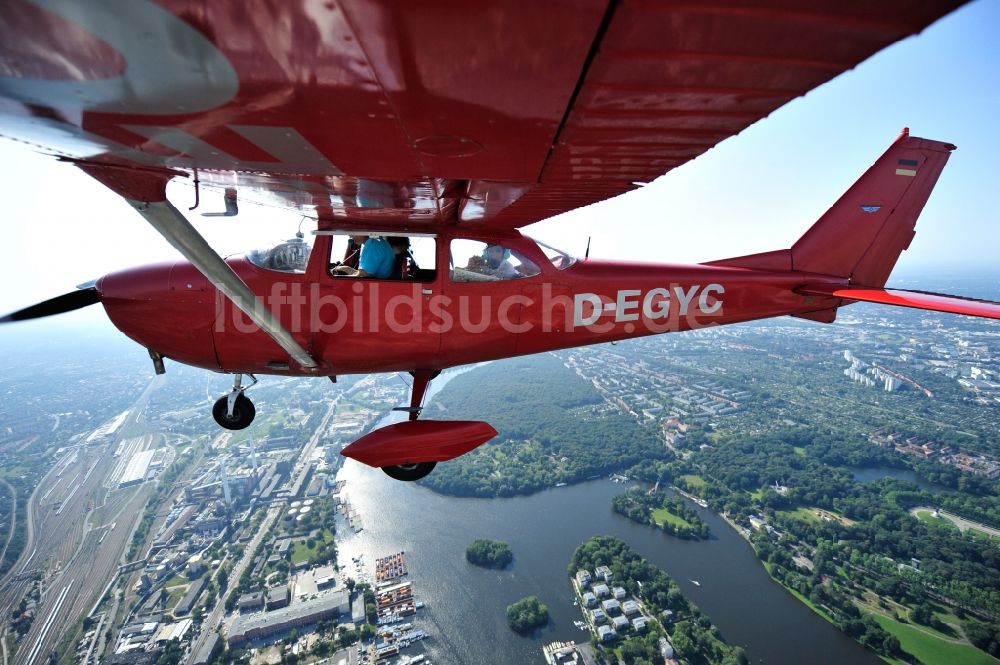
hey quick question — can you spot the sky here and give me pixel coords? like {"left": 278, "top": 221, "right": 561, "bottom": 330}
{"left": 0, "top": 0, "right": 997, "bottom": 328}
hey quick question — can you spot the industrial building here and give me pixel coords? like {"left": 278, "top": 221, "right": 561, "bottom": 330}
{"left": 227, "top": 590, "right": 350, "bottom": 646}
{"left": 119, "top": 450, "right": 156, "bottom": 488}
{"left": 174, "top": 577, "right": 207, "bottom": 616}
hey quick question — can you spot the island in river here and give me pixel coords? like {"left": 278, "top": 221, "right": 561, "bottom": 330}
{"left": 417, "top": 329, "right": 1000, "bottom": 665}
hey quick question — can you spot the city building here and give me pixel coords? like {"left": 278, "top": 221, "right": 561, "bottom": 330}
{"left": 237, "top": 591, "right": 264, "bottom": 612}
{"left": 174, "top": 577, "right": 207, "bottom": 616}
{"left": 227, "top": 590, "right": 350, "bottom": 646}
{"left": 266, "top": 584, "right": 290, "bottom": 610}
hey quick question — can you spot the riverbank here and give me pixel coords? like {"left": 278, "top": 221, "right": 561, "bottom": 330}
{"left": 334, "top": 465, "right": 882, "bottom": 665}
{"left": 678, "top": 489, "right": 996, "bottom": 665}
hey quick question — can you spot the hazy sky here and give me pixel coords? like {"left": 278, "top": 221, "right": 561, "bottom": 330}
{"left": 0, "top": 0, "right": 997, "bottom": 323}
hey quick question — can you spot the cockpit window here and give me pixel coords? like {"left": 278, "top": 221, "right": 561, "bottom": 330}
{"left": 533, "top": 239, "right": 577, "bottom": 270}
{"left": 247, "top": 236, "right": 313, "bottom": 274}
{"left": 450, "top": 240, "right": 541, "bottom": 282}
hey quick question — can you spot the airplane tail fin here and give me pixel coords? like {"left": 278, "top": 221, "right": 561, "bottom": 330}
{"left": 707, "top": 129, "right": 956, "bottom": 288}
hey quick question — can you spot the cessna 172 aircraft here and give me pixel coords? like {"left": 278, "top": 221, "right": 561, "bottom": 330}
{"left": 2, "top": 0, "right": 999, "bottom": 481}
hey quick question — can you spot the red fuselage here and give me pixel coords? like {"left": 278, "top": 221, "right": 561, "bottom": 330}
{"left": 97, "top": 229, "right": 844, "bottom": 376}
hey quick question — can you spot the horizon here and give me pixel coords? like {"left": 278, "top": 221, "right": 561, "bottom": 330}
{"left": 1, "top": 0, "right": 998, "bottom": 321}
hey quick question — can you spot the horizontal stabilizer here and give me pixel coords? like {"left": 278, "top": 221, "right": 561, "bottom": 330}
{"left": 341, "top": 420, "right": 498, "bottom": 468}
{"left": 797, "top": 285, "right": 1000, "bottom": 320}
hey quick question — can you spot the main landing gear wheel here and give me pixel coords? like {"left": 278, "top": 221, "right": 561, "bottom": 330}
{"left": 212, "top": 394, "right": 256, "bottom": 430}
{"left": 381, "top": 462, "right": 436, "bottom": 482}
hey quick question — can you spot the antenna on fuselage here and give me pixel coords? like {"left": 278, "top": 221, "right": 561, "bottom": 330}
{"left": 585, "top": 236, "right": 591, "bottom": 260}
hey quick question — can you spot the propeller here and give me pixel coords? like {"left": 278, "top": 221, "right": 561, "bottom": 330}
{"left": 0, "top": 286, "right": 100, "bottom": 323}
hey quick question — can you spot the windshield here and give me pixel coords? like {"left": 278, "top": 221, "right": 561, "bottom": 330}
{"left": 532, "top": 239, "right": 577, "bottom": 271}
{"left": 247, "top": 236, "right": 313, "bottom": 274}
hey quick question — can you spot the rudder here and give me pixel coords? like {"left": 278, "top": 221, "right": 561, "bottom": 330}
{"left": 790, "top": 128, "right": 955, "bottom": 287}
{"left": 707, "top": 129, "right": 955, "bottom": 288}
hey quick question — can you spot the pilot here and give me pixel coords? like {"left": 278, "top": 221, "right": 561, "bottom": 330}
{"left": 333, "top": 235, "right": 408, "bottom": 279}
{"left": 342, "top": 234, "right": 368, "bottom": 269}
{"left": 467, "top": 244, "right": 520, "bottom": 279}
{"left": 267, "top": 237, "right": 310, "bottom": 272}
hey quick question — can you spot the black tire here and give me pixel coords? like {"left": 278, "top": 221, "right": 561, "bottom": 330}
{"left": 212, "top": 394, "right": 256, "bottom": 430}
{"left": 381, "top": 462, "right": 436, "bottom": 482}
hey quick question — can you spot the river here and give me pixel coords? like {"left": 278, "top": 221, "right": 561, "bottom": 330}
{"left": 332, "top": 371, "right": 881, "bottom": 665}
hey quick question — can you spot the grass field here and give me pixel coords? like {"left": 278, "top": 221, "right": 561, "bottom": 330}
{"left": 793, "top": 446, "right": 807, "bottom": 456}
{"left": 870, "top": 613, "right": 999, "bottom": 665}
{"left": 778, "top": 506, "right": 854, "bottom": 526}
{"left": 914, "top": 509, "right": 958, "bottom": 530}
{"left": 164, "top": 574, "right": 188, "bottom": 587}
{"left": 651, "top": 508, "right": 693, "bottom": 529}
{"left": 966, "top": 528, "right": 996, "bottom": 543}
{"left": 291, "top": 528, "right": 334, "bottom": 565}
{"left": 749, "top": 489, "right": 764, "bottom": 500}
{"left": 777, "top": 507, "right": 822, "bottom": 523}
{"left": 165, "top": 587, "right": 185, "bottom": 610}
{"left": 680, "top": 474, "right": 706, "bottom": 490}
{"left": 856, "top": 594, "right": 961, "bottom": 642}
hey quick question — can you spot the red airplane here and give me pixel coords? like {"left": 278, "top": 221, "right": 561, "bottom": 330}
{"left": 2, "top": 1, "right": 998, "bottom": 481}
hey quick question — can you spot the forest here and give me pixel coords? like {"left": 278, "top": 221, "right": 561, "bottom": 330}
{"left": 505, "top": 596, "right": 548, "bottom": 634}
{"left": 420, "top": 355, "right": 670, "bottom": 497}
{"left": 612, "top": 487, "right": 709, "bottom": 539}
{"left": 415, "top": 342, "right": 1000, "bottom": 661}
{"left": 670, "top": 425, "right": 1000, "bottom": 659}
{"left": 465, "top": 538, "right": 513, "bottom": 569}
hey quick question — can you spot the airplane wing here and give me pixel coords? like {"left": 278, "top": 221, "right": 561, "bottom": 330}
{"left": 0, "top": 0, "right": 967, "bottom": 229}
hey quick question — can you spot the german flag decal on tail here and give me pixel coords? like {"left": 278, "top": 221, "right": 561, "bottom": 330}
{"left": 896, "top": 158, "right": 919, "bottom": 176}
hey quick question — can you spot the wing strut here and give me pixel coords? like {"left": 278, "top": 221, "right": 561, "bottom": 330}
{"left": 73, "top": 160, "right": 318, "bottom": 370}
{"left": 130, "top": 198, "right": 319, "bottom": 369}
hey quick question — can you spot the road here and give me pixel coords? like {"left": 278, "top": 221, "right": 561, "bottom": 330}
{"left": 911, "top": 507, "right": 1000, "bottom": 538}
{"left": 187, "top": 398, "right": 339, "bottom": 659}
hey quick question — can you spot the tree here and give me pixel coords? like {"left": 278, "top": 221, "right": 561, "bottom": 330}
{"left": 466, "top": 539, "right": 514, "bottom": 569}
{"left": 909, "top": 602, "right": 933, "bottom": 626}
{"left": 505, "top": 596, "right": 549, "bottom": 634}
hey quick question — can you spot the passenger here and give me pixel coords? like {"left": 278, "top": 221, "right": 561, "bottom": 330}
{"left": 467, "top": 244, "right": 519, "bottom": 279}
{"left": 386, "top": 236, "right": 412, "bottom": 279}
{"left": 332, "top": 235, "right": 408, "bottom": 279}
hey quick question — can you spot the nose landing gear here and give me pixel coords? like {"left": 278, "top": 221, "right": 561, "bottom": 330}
{"left": 212, "top": 373, "right": 258, "bottom": 430}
